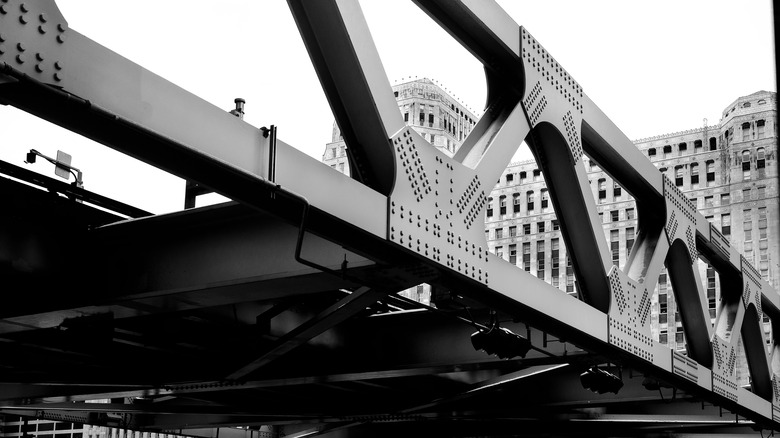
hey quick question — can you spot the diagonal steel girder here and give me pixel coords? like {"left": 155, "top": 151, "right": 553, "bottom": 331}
{"left": 0, "top": 0, "right": 778, "bottom": 430}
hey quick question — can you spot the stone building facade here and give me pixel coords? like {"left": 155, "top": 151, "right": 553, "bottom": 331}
{"left": 486, "top": 90, "right": 778, "bottom": 359}
{"left": 322, "top": 78, "right": 477, "bottom": 177}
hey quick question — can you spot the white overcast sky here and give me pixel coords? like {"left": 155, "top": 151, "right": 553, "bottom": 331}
{"left": 0, "top": 0, "right": 775, "bottom": 214}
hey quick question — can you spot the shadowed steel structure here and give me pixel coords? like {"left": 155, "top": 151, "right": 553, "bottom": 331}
{"left": 0, "top": 0, "right": 778, "bottom": 436}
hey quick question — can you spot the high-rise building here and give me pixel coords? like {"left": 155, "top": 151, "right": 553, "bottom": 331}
{"left": 486, "top": 91, "right": 778, "bottom": 373}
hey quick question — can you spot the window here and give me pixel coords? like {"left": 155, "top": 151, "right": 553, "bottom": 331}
{"left": 613, "top": 181, "right": 622, "bottom": 198}
{"left": 509, "top": 244, "right": 517, "bottom": 265}
{"left": 506, "top": 173, "right": 514, "bottom": 184}
{"left": 694, "top": 139, "right": 702, "bottom": 150}
{"left": 757, "top": 119, "right": 765, "bottom": 139}
{"left": 509, "top": 226, "right": 517, "bottom": 237}
{"left": 533, "top": 169, "right": 541, "bottom": 181}
{"left": 552, "top": 219, "right": 560, "bottom": 231}
{"left": 598, "top": 179, "right": 606, "bottom": 202}
{"left": 675, "top": 165, "right": 683, "bottom": 186}
{"left": 742, "top": 122, "right": 751, "bottom": 141}
{"left": 538, "top": 221, "right": 545, "bottom": 233}
{"left": 679, "top": 142, "right": 687, "bottom": 153}
{"left": 496, "top": 246, "right": 504, "bottom": 258}
{"left": 499, "top": 195, "right": 507, "bottom": 215}
{"left": 487, "top": 198, "right": 493, "bottom": 217}
{"left": 527, "top": 191, "right": 535, "bottom": 212}
{"left": 690, "top": 163, "right": 699, "bottom": 188}
{"left": 626, "top": 208, "right": 635, "bottom": 220}
{"left": 519, "top": 171, "right": 527, "bottom": 183}
{"left": 757, "top": 147, "right": 766, "bottom": 178}
{"left": 648, "top": 148, "right": 657, "bottom": 157}
{"left": 523, "top": 223, "right": 531, "bottom": 235}
{"left": 742, "top": 150, "right": 751, "bottom": 181}
{"left": 663, "top": 145, "right": 672, "bottom": 156}
{"left": 522, "top": 242, "right": 531, "bottom": 271}
{"left": 513, "top": 193, "right": 521, "bottom": 213}
{"left": 626, "top": 227, "right": 635, "bottom": 259}
{"left": 704, "top": 196, "right": 713, "bottom": 208}
{"left": 758, "top": 186, "right": 766, "bottom": 199}
{"left": 611, "top": 210, "right": 619, "bottom": 222}
{"left": 541, "top": 189, "right": 549, "bottom": 211}
{"left": 610, "top": 229, "right": 620, "bottom": 267}
{"left": 722, "top": 214, "right": 731, "bottom": 236}
{"left": 744, "top": 210, "right": 753, "bottom": 241}
{"left": 551, "top": 238, "right": 560, "bottom": 286}
{"left": 743, "top": 188, "right": 751, "bottom": 201}
{"left": 758, "top": 208, "right": 767, "bottom": 239}
{"left": 403, "top": 112, "right": 409, "bottom": 122}
{"left": 720, "top": 193, "right": 730, "bottom": 206}
{"left": 705, "top": 160, "right": 715, "bottom": 184}
{"left": 709, "top": 137, "right": 717, "bottom": 151}
{"left": 495, "top": 227, "right": 504, "bottom": 239}
{"left": 428, "top": 113, "right": 434, "bottom": 128}
{"left": 536, "top": 240, "right": 545, "bottom": 278}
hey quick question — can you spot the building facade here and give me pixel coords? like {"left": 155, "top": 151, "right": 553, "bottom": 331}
{"left": 486, "top": 91, "right": 778, "bottom": 365}
{"left": 322, "top": 78, "right": 478, "bottom": 177}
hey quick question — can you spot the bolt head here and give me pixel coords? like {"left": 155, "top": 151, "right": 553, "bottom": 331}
{"left": 19, "top": 15, "right": 27, "bottom": 24}
{"left": 19, "top": 3, "right": 28, "bottom": 13}
{"left": 39, "top": 13, "right": 47, "bottom": 22}
{"left": 16, "top": 42, "right": 24, "bottom": 51}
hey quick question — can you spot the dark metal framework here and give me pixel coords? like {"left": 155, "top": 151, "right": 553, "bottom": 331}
{"left": 0, "top": 0, "right": 778, "bottom": 435}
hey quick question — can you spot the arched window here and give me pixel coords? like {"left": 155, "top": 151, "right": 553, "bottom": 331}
{"left": 690, "top": 163, "right": 699, "bottom": 187}
{"left": 541, "top": 189, "right": 549, "bottom": 211}
{"left": 499, "top": 195, "right": 507, "bottom": 215}
{"left": 705, "top": 160, "right": 715, "bottom": 185}
{"left": 742, "top": 150, "right": 752, "bottom": 181}
{"left": 526, "top": 191, "right": 535, "bottom": 212}
{"left": 597, "top": 178, "right": 606, "bottom": 202}
{"left": 512, "top": 193, "right": 521, "bottom": 213}
{"left": 674, "top": 165, "right": 684, "bottom": 186}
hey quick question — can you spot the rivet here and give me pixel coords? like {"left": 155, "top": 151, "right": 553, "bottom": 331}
{"left": 19, "top": 15, "right": 27, "bottom": 24}
{"left": 35, "top": 63, "right": 43, "bottom": 73}
{"left": 57, "top": 23, "right": 67, "bottom": 32}
{"left": 54, "top": 61, "right": 62, "bottom": 70}
{"left": 56, "top": 34, "right": 66, "bottom": 44}
{"left": 15, "top": 54, "right": 24, "bottom": 64}
{"left": 38, "top": 25, "right": 46, "bottom": 34}
{"left": 0, "top": 5, "right": 6, "bottom": 14}
{"left": 53, "top": 72, "right": 61, "bottom": 81}
{"left": 35, "top": 52, "right": 43, "bottom": 61}
{"left": 16, "top": 43, "right": 24, "bottom": 52}
{"left": 39, "top": 13, "right": 46, "bottom": 22}
{"left": 20, "top": 3, "right": 28, "bottom": 13}
{"left": 0, "top": 45, "right": 4, "bottom": 55}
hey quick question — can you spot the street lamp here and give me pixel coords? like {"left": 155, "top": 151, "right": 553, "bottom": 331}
{"left": 25, "top": 149, "right": 83, "bottom": 188}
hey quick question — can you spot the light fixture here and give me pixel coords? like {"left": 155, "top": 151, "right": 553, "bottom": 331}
{"left": 580, "top": 366, "right": 623, "bottom": 394}
{"left": 471, "top": 325, "right": 531, "bottom": 359}
{"left": 25, "top": 148, "right": 83, "bottom": 188}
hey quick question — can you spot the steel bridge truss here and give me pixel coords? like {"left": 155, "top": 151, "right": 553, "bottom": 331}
{"left": 0, "top": 0, "right": 779, "bottom": 434}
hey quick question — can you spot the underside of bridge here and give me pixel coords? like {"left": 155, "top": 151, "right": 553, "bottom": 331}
{"left": 0, "top": 0, "right": 778, "bottom": 436}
